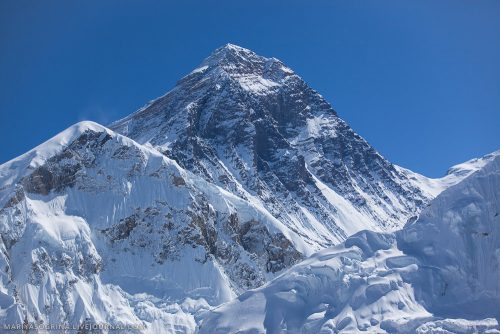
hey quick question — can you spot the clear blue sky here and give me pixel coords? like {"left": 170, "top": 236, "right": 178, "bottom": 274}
{"left": 1, "top": 1, "right": 499, "bottom": 177}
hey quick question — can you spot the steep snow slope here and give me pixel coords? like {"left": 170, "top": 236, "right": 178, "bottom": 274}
{"left": 0, "top": 121, "right": 310, "bottom": 332}
{"left": 399, "top": 150, "right": 500, "bottom": 319}
{"left": 199, "top": 151, "right": 500, "bottom": 333}
{"left": 111, "top": 44, "right": 438, "bottom": 247}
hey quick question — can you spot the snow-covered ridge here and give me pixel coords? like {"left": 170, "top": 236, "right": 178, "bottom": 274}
{"left": 396, "top": 150, "right": 500, "bottom": 199}
{"left": 445, "top": 149, "right": 500, "bottom": 177}
{"left": 0, "top": 121, "right": 108, "bottom": 186}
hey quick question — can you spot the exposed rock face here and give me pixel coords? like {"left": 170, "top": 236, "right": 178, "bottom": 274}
{"left": 111, "top": 44, "right": 432, "bottom": 247}
{"left": 21, "top": 131, "right": 114, "bottom": 195}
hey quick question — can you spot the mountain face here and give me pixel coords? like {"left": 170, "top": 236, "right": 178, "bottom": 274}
{"left": 199, "top": 152, "right": 500, "bottom": 333}
{"left": 0, "top": 44, "right": 493, "bottom": 333}
{"left": 110, "top": 44, "right": 439, "bottom": 248}
{"left": 0, "top": 122, "right": 304, "bottom": 332}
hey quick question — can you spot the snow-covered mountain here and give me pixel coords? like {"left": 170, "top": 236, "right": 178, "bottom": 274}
{"left": 0, "top": 44, "right": 496, "bottom": 333}
{"left": 110, "top": 44, "right": 441, "bottom": 247}
{"left": 0, "top": 122, "right": 305, "bottom": 332}
{"left": 199, "top": 151, "right": 500, "bottom": 333}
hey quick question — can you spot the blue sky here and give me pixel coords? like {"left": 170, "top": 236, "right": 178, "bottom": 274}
{"left": 1, "top": 1, "right": 499, "bottom": 177}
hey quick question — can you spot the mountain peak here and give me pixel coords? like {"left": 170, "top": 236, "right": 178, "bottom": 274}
{"left": 218, "top": 43, "right": 253, "bottom": 53}
{"left": 203, "top": 43, "right": 262, "bottom": 65}
{"left": 175, "top": 44, "right": 297, "bottom": 100}
{"left": 110, "top": 44, "right": 435, "bottom": 240}
{"left": 196, "top": 43, "right": 294, "bottom": 82}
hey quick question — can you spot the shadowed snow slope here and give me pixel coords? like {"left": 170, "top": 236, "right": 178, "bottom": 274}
{"left": 198, "top": 152, "right": 500, "bottom": 333}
